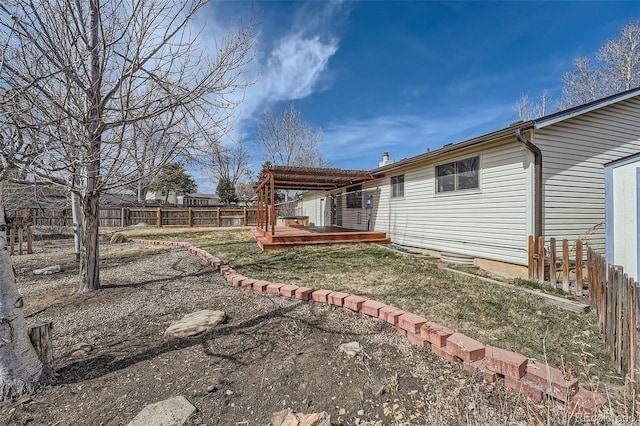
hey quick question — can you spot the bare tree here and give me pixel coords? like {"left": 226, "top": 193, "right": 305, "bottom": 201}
{"left": 204, "top": 136, "right": 252, "bottom": 186}
{"left": 559, "top": 20, "right": 640, "bottom": 109}
{"left": 0, "top": 0, "right": 255, "bottom": 292}
{"left": 235, "top": 181, "right": 256, "bottom": 204}
{"left": 513, "top": 90, "right": 551, "bottom": 121}
{"left": 255, "top": 102, "right": 329, "bottom": 169}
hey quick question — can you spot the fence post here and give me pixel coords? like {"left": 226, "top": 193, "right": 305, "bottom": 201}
{"left": 27, "top": 226, "right": 32, "bottom": 254}
{"left": 156, "top": 208, "right": 162, "bottom": 227}
{"left": 18, "top": 227, "right": 23, "bottom": 255}
{"left": 121, "top": 208, "right": 127, "bottom": 227}
{"left": 562, "top": 239, "right": 570, "bottom": 293}
{"left": 537, "top": 236, "right": 545, "bottom": 283}
{"left": 549, "top": 238, "right": 557, "bottom": 287}
{"left": 632, "top": 278, "right": 639, "bottom": 390}
{"left": 575, "top": 240, "right": 583, "bottom": 296}
{"left": 9, "top": 228, "right": 14, "bottom": 255}
{"left": 528, "top": 235, "right": 534, "bottom": 280}
{"left": 217, "top": 208, "right": 221, "bottom": 227}
{"left": 243, "top": 207, "right": 247, "bottom": 226}
{"left": 188, "top": 208, "right": 193, "bottom": 227}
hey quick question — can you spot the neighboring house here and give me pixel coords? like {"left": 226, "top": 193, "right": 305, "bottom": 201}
{"left": 605, "top": 152, "right": 640, "bottom": 282}
{"left": 301, "top": 88, "right": 640, "bottom": 278}
{"left": 178, "top": 193, "right": 219, "bottom": 207}
{"left": 146, "top": 190, "right": 179, "bottom": 205}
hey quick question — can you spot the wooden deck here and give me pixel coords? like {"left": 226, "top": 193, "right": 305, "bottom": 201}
{"left": 251, "top": 226, "right": 391, "bottom": 250}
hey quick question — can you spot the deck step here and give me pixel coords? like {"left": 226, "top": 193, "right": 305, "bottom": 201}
{"left": 255, "top": 237, "right": 391, "bottom": 250}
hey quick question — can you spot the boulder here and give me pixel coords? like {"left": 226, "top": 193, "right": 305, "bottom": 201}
{"left": 164, "top": 310, "right": 226, "bottom": 338}
{"left": 127, "top": 395, "right": 195, "bottom": 426}
{"left": 33, "top": 265, "right": 62, "bottom": 275}
{"left": 278, "top": 411, "right": 331, "bottom": 426}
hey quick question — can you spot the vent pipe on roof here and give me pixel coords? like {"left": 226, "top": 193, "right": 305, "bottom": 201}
{"left": 515, "top": 129, "right": 542, "bottom": 244}
{"left": 379, "top": 152, "right": 393, "bottom": 167}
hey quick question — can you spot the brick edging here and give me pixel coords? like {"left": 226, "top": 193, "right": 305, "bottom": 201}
{"left": 130, "top": 238, "right": 607, "bottom": 416}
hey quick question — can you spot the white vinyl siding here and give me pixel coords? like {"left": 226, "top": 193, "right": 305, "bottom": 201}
{"left": 369, "top": 139, "right": 531, "bottom": 265}
{"left": 300, "top": 191, "right": 329, "bottom": 226}
{"left": 534, "top": 96, "right": 640, "bottom": 254}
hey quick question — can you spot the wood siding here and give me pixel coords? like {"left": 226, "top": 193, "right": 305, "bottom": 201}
{"left": 351, "top": 139, "right": 532, "bottom": 265}
{"left": 534, "top": 96, "right": 640, "bottom": 254}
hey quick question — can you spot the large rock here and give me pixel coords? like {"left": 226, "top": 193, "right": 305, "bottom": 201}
{"left": 127, "top": 395, "right": 195, "bottom": 426}
{"left": 164, "top": 310, "right": 226, "bottom": 338}
{"left": 33, "top": 265, "right": 62, "bottom": 275}
{"left": 275, "top": 411, "right": 331, "bottom": 426}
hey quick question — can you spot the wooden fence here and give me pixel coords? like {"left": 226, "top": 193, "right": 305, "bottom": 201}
{"left": 16, "top": 206, "right": 264, "bottom": 228}
{"left": 126, "top": 207, "right": 262, "bottom": 228}
{"left": 528, "top": 235, "right": 640, "bottom": 388}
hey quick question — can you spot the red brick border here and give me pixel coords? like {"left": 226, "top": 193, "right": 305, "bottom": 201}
{"left": 130, "top": 237, "right": 608, "bottom": 416}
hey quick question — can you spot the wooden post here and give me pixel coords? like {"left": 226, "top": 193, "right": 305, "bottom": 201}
{"left": 562, "top": 239, "right": 570, "bottom": 293}
{"left": 243, "top": 207, "right": 247, "bottom": 226}
{"left": 156, "top": 208, "right": 162, "bottom": 227}
{"left": 270, "top": 173, "right": 275, "bottom": 236}
{"left": 216, "top": 208, "right": 221, "bottom": 227}
{"left": 121, "top": 207, "right": 127, "bottom": 227}
{"left": 537, "top": 236, "right": 544, "bottom": 283}
{"left": 18, "top": 227, "right": 23, "bottom": 255}
{"left": 9, "top": 228, "right": 14, "bottom": 255}
{"left": 575, "top": 240, "right": 583, "bottom": 296}
{"left": 528, "top": 235, "right": 534, "bottom": 280}
{"left": 27, "top": 226, "right": 33, "bottom": 254}
{"left": 27, "top": 321, "right": 54, "bottom": 370}
{"left": 188, "top": 208, "right": 193, "bottom": 227}
{"left": 549, "top": 238, "right": 557, "bottom": 287}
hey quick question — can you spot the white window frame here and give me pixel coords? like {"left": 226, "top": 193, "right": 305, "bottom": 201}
{"left": 390, "top": 174, "right": 405, "bottom": 199}
{"left": 434, "top": 155, "right": 481, "bottom": 195}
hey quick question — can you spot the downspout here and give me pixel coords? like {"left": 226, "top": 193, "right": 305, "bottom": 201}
{"left": 515, "top": 128, "right": 543, "bottom": 242}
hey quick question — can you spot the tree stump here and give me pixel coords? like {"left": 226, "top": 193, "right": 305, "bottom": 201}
{"left": 27, "top": 321, "right": 54, "bottom": 370}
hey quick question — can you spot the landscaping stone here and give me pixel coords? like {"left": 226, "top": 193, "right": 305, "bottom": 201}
{"left": 164, "top": 310, "right": 225, "bottom": 338}
{"left": 33, "top": 265, "right": 62, "bottom": 275}
{"left": 126, "top": 395, "right": 195, "bottom": 426}
{"left": 339, "top": 341, "right": 362, "bottom": 357}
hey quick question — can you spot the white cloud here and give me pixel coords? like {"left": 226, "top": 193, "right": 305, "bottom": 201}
{"left": 237, "top": 34, "right": 338, "bottom": 124}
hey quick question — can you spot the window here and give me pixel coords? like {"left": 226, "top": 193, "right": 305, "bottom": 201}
{"left": 346, "top": 185, "right": 362, "bottom": 208}
{"left": 436, "top": 156, "right": 479, "bottom": 193}
{"left": 391, "top": 174, "right": 404, "bottom": 198}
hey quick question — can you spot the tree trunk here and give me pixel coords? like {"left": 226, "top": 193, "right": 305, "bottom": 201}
{"left": 0, "top": 204, "right": 43, "bottom": 399}
{"left": 78, "top": 0, "right": 102, "bottom": 293}
{"left": 79, "top": 191, "right": 100, "bottom": 292}
{"left": 71, "top": 192, "right": 83, "bottom": 263}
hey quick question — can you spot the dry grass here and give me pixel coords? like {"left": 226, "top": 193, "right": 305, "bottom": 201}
{"left": 122, "top": 227, "right": 626, "bottom": 397}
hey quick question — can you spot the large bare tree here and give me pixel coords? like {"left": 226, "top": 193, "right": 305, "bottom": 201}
{"left": 560, "top": 20, "right": 640, "bottom": 109}
{"left": 255, "top": 102, "right": 329, "bottom": 169}
{"left": 0, "top": 0, "right": 255, "bottom": 292}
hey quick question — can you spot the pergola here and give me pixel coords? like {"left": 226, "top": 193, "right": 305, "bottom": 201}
{"left": 254, "top": 166, "right": 377, "bottom": 235}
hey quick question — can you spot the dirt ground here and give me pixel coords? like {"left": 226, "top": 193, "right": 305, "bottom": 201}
{"left": 0, "top": 239, "right": 553, "bottom": 425}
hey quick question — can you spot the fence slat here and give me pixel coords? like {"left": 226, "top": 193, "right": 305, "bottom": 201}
{"left": 575, "top": 240, "right": 583, "bottom": 296}
{"left": 562, "top": 239, "right": 570, "bottom": 292}
{"left": 537, "top": 236, "right": 545, "bottom": 283}
{"left": 528, "top": 235, "right": 535, "bottom": 280}
{"left": 549, "top": 238, "right": 557, "bottom": 287}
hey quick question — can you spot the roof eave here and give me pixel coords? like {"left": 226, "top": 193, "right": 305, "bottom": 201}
{"left": 371, "top": 121, "right": 534, "bottom": 174}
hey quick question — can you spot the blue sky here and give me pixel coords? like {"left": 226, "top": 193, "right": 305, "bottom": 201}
{"left": 195, "top": 1, "right": 639, "bottom": 193}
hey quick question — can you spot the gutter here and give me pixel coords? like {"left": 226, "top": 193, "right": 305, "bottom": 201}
{"left": 515, "top": 129, "right": 542, "bottom": 242}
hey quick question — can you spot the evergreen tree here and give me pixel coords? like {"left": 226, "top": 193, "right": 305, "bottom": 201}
{"left": 150, "top": 163, "right": 197, "bottom": 202}
{"left": 217, "top": 177, "right": 238, "bottom": 204}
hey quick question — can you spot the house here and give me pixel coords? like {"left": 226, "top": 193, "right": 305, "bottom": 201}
{"left": 605, "top": 152, "right": 640, "bottom": 281}
{"left": 301, "top": 88, "right": 640, "bottom": 278}
{"left": 177, "top": 193, "right": 219, "bottom": 207}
